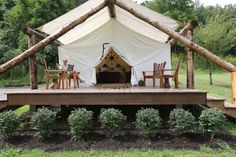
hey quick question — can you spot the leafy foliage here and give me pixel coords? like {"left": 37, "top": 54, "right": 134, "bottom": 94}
{"left": 144, "top": 0, "right": 195, "bottom": 23}
{"left": 32, "top": 107, "right": 57, "bottom": 140}
{"left": 168, "top": 108, "right": 196, "bottom": 134}
{"left": 0, "top": 110, "right": 20, "bottom": 140}
{"left": 99, "top": 108, "right": 127, "bottom": 138}
{"left": 68, "top": 108, "right": 93, "bottom": 140}
{"left": 195, "top": 14, "right": 236, "bottom": 57}
{"left": 135, "top": 108, "right": 161, "bottom": 138}
{"left": 199, "top": 108, "right": 227, "bottom": 136}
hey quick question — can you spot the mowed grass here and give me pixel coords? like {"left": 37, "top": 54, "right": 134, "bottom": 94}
{"left": 1, "top": 148, "right": 236, "bottom": 157}
{"left": 178, "top": 70, "right": 231, "bottom": 102}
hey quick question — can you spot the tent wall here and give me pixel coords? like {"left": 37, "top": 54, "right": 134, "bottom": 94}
{"left": 58, "top": 20, "right": 171, "bottom": 86}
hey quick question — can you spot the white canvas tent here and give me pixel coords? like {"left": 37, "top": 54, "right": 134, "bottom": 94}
{"left": 38, "top": 0, "right": 179, "bottom": 86}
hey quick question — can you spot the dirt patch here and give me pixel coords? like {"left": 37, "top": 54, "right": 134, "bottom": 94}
{"left": 0, "top": 130, "right": 236, "bottom": 151}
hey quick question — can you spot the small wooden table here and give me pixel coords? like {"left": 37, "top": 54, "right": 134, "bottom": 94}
{"left": 45, "top": 70, "right": 68, "bottom": 89}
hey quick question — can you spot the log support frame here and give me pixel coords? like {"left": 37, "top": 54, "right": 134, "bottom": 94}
{"left": 186, "top": 29, "right": 195, "bottom": 89}
{"left": 106, "top": 0, "right": 116, "bottom": 18}
{"left": 28, "top": 34, "right": 38, "bottom": 90}
{"left": 24, "top": 27, "right": 62, "bottom": 47}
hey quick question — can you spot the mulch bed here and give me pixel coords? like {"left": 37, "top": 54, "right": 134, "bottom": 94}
{"left": 1, "top": 130, "right": 236, "bottom": 151}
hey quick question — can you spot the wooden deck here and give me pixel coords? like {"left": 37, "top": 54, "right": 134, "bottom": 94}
{"left": 0, "top": 87, "right": 207, "bottom": 106}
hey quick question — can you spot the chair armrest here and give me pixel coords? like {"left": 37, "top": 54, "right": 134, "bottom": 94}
{"left": 143, "top": 71, "right": 154, "bottom": 75}
{"left": 162, "top": 69, "right": 176, "bottom": 71}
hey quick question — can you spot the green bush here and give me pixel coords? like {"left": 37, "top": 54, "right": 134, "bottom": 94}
{"left": 99, "top": 108, "right": 127, "bottom": 138}
{"left": 68, "top": 108, "right": 93, "bottom": 140}
{"left": 168, "top": 108, "right": 196, "bottom": 134}
{"left": 199, "top": 108, "right": 227, "bottom": 136}
{"left": 136, "top": 108, "right": 161, "bottom": 138}
{"left": 0, "top": 111, "right": 20, "bottom": 140}
{"left": 32, "top": 107, "right": 57, "bottom": 140}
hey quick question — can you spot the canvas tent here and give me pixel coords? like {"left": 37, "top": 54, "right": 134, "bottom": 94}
{"left": 38, "top": 0, "right": 179, "bottom": 86}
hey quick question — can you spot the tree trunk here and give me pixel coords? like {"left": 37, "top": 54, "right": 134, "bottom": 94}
{"left": 0, "top": 1, "right": 107, "bottom": 74}
{"left": 208, "top": 61, "right": 213, "bottom": 85}
{"left": 115, "top": 0, "right": 236, "bottom": 72}
{"left": 232, "top": 72, "right": 236, "bottom": 104}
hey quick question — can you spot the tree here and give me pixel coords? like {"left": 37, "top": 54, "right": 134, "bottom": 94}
{"left": 144, "top": 0, "right": 195, "bottom": 24}
{"left": 195, "top": 14, "right": 236, "bottom": 84}
{"left": 0, "top": 0, "right": 87, "bottom": 85}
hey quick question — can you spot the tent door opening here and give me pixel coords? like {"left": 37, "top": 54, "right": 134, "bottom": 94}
{"left": 96, "top": 49, "right": 131, "bottom": 84}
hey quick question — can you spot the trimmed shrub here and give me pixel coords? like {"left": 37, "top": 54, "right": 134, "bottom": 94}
{"left": 32, "top": 107, "right": 57, "bottom": 140}
{"left": 136, "top": 108, "right": 161, "bottom": 138}
{"left": 199, "top": 108, "right": 227, "bottom": 136}
{"left": 168, "top": 108, "right": 196, "bottom": 134}
{"left": 68, "top": 108, "right": 93, "bottom": 140}
{"left": 0, "top": 111, "right": 20, "bottom": 140}
{"left": 99, "top": 108, "right": 127, "bottom": 138}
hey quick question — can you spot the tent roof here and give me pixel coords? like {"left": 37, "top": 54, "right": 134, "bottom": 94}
{"left": 37, "top": 0, "right": 180, "bottom": 45}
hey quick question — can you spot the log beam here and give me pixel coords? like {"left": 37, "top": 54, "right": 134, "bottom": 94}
{"left": 28, "top": 34, "right": 38, "bottom": 89}
{"left": 0, "top": 1, "right": 107, "bottom": 74}
{"left": 186, "top": 29, "right": 195, "bottom": 89}
{"left": 168, "top": 20, "right": 198, "bottom": 45}
{"left": 115, "top": 0, "right": 236, "bottom": 72}
{"left": 106, "top": 0, "right": 116, "bottom": 18}
{"left": 232, "top": 72, "right": 236, "bottom": 104}
{"left": 23, "top": 27, "right": 62, "bottom": 47}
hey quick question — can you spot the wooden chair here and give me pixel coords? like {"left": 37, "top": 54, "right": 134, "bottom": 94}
{"left": 68, "top": 72, "right": 80, "bottom": 88}
{"left": 142, "top": 61, "right": 166, "bottom": 87}
{"left": 162, "top": 59, "right": 181, "bottom": 88}
{"left": 44, "top": 59, "right": 63, "bottom": 89}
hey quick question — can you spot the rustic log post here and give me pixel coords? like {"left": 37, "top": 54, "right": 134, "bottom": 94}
{"left": 232, "top": 72, "right": 236, "bottom": 104}
{"left": 28, "top": 34, "right": 38, "bottom": 89}
{"left": 106, "top": 0, "right": 116, "bottom": 18}
{"left": 115, "top": 0, "right": 236, "bottom": 72}
{"left": 24, "top": 27, "right": 62, "bottom": 47}
{"left": 168, "top": 20, "right": 198, "bottom": 45}
{"left": 0, "top": 1, "right": 107, "bottom": 74}
{"left": 186, "top": 30, "right": 194, "bottom": 89}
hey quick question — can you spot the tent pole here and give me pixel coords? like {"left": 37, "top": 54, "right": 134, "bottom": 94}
{"left": 106, "top": 0, "right": 116, "bottom": 18}
{"left": 168, "top": 20, "right": 198, "bottom": 45}
{"left": 28, "top": 34, "right": 38, "bottom": 90}
{"left": 23, "top": 27, "right": 62, "bottom": 47}
{"left": 186, "top": 29, "right": 195, "bottom": 89}
{"left": 115, "top": 0, "right": 236, "bottom": 72}
{"left": 0, "top": 1, "right": 107, "bottom": 74}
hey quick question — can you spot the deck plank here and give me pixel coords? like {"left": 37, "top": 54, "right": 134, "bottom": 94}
{"left": 1, "top": 87, "right": 206, "bottom": 106}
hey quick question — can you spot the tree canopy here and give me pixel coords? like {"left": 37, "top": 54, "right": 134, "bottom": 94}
{"left": 144, "top": 0, "right": 195, "bottom": 24}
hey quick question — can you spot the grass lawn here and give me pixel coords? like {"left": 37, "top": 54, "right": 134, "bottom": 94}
{"left": 178, "top": 70, "right": 231, "bottom": 102}
{"left": 1, "top": 148, "right": 236, "bottom": 157}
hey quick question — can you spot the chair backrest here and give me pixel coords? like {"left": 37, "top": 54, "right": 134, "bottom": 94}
{"left": 43, "top": 59, "right": 48, "bottom": 70}
{"left": 174, "top": 59, "right": 181, "bottom": 76}
{"left": 153, "top": 61, "right": 166, "bottom": 75}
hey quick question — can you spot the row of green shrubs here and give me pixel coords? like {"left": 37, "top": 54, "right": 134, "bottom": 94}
{"left": 0, "top": 107, "right": 227, "bottom": 141}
